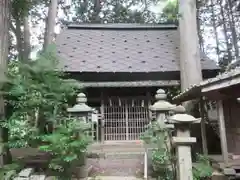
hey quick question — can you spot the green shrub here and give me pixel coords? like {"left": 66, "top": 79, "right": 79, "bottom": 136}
{"left": 141, "top": 122, "right": 213, "bottom": 180}
{"left": 39, "top": 118, "right": 92, "bottom": 178}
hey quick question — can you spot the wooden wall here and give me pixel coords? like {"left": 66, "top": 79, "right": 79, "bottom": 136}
{"left": 223, "top": 99, "right": 240, "bottom": 154}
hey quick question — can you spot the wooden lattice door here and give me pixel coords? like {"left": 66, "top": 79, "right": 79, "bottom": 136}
{"left": 104, "top": 97, "right": 150, "bottom": 141}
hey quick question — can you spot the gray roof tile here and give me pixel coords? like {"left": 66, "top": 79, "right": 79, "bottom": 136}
{"left": 55, "top": 24, "right": 219, "bottom": 72}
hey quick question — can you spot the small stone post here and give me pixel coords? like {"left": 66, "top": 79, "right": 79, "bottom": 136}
{"left": 67, "top": 93, "right": 93, "bottom": 179}
{"left": 143, "top": 89, "right": 175, "bottom": 179}
{"left": 168, "top": 105, "right": 201, "bottom": 180}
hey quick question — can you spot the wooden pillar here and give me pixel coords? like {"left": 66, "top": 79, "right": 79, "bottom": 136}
{"left": 217, "top": 100, "right": 228, "bottom": 165}
{"left": 125, "top": 103, "right": 129, "bottom": 140}
{"left": 200, "top": 99, "right": 208, "bottom": 155}
{"left": 100, "top": 91, "right": 105, "bottom": 143}
{"left": 146, "top": 91, "right": 152, "bottom": 121}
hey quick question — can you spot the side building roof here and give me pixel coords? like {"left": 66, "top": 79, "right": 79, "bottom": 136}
{"left": 173, "top": 67, "right": 240, "bottom": 103}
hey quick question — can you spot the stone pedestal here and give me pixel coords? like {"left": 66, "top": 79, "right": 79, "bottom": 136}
{"left": 211, "top": 171, "right": 228, "bottom": 180}
{"left": 169, "top": 106, "right": 200, "bottom": 180}
{"left": 173, "top": 136, "right": 197, "bottom": 180}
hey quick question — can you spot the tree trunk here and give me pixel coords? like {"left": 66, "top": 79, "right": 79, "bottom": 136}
{"left": 15, "top": 17, "right": 24, "bottom": 61}
{"left": 10, "top": 15, "right": 31, "bottom": 62}
{"left": 91, "top": 0, "right": 101, "bottom": 23}
{"left": 226, "top": 0, "right": 239, "bottom": 58}
{"left": 219, "top": 0, "right": 232, "bottom": 64}
{"left": 196, "top": 0, "right": 205, "bottom": 53}
{"left": 179, "top": 0, "right": 203, "bottom": 90}
{"left": 43, "top": 0, "right": 58, "bottom": 51}
{"left": 178, "top": 0, "right": 203, "bottom": 112}
{"left": 23, "top": 16, "right": 31, "bottom": 61}
{"left": 210, "top": 0, "right": 220, "bottom": 61}
{"left": 0, "top": 0, "right": 12, "bottom": 166}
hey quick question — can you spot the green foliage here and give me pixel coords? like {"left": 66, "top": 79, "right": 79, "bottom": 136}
{"left": 70, "top": 0, "right": 161, "bottom": 23}
{"left": 1, "top": 45, "right": 81, "bottom": 170}
{"left": 11, "top": 0, "right": 42, "bottom": 18}
{"left": 0, "top": 113, "right": 39, "bottom": 148}
{"left": 0, "top": 162, "right": 22, "bottom": 179}
{"left": 193, "top": 154, "right": 213, "bottom": 180}
{"left": 142, "top": 121, "right": 213, "bottom": 180}
{"left": 166, "top": 86, "right": 181, "bottom": 101}
{"left": 2, "top": 45, "right": 79, "bottom": 138}
{"left": 6, "top": 45, "right": 77, "bottom": 115}
{"left": 141, "top": 121, "right": 175, "bottom": 180}
{"left": 161, "top": 0, "right": 178, "bottom": 23}
{"left": 39, "top": 118, "right": 92, "bottom": 177}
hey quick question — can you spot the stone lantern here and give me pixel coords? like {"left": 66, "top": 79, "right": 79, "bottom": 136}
{"left": 143, "top": 89, "right": 176, "bottom": 179}
{"left": 168, "top": 105, "right": 201, "bottom": 180}
{"left": 67, "top": 93, "right": 93, "bottom": 122}
{"left": 67, "top": 93, "right": 94, "bottom": 139}
{"left": 149, "top": 89, "right": 176, "bottom": 126}
{"left": 148, "top": 89, "right": 176, "bottom": 146}
{"left": 67, "top": 93, "right": 93, "bottom": 179}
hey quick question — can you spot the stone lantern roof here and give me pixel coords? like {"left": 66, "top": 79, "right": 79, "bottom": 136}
{"left": 149, "top": 89, "right": 176, "bottom": 111}
{"left": 67, "top": 93, "right": 92, "bottom": 113}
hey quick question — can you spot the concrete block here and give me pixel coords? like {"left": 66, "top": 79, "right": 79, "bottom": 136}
{"left": 223, "top": 168, "right": 236, "bottom": 175}
{"left": 230, "top": 154, "right": 240, "bottom": 160}
{"left": 45, "top": 176, "right": 55, "bottom": 180}
{"left": 30, "top": 175, "right": 46, "bottom": 180}
{"left": 212, "top": 171, "right": 228, "bottom": 180}
{"left": 13, "top": 178, "right": 29, "bottom": 180}
{"left": 18, "top": 168, "right": 34, "bottom": 177}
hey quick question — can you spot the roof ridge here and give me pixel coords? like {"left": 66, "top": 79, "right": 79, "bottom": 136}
{"left": 67, "top": 23, "right": 178, "bottom": 30}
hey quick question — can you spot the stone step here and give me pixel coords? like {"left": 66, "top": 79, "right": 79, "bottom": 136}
{"left": 87, "top": 176, "right": 144, "bottom": 180}
{"left": 104, "top": 153, "right": 144, "bottom": 159}
{"left": 90, "top": 142, "right": 144, "bottom": 150}
{"left": 89, "top": 141, "right": 147, "bottom": 155}
{"left": 91, "top": 147, "right": 145, "bottom": 154}
{"left": 88, "top": 157, "right": 144, "bottom": 177}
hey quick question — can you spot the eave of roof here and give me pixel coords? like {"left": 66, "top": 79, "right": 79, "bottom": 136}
{"left": 173, "top": 67, "right": 240, "bottom": 103}
{"left": 67, "top": 23, "right": 178, "bottom": 30}
{"left": 66, "top": 80, "right": 180, "bottom": 88}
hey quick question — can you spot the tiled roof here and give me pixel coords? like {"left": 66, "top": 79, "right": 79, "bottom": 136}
{"left": 173, "top": 67, "right": 240, "bottom": 102}
{"left": 55, "top": 24, "right": 219, "bottom": 73}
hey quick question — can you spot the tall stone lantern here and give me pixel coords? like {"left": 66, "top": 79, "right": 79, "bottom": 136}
{"left": 67, "top": 93, "right": 93, "bottom": 179}
{"left": 168, "top": 105, "right": 201, "bottom": 180}
{"left": 143, "top": 89, "right": 176, "bottom": 179}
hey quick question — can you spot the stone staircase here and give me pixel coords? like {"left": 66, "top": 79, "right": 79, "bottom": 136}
{"left": 88, "top": 141, "right": 145, "bottom": 177}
